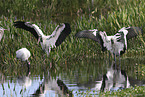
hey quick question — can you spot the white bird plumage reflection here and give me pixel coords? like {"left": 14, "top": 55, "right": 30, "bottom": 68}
{"left": 32, "top": 71, "right": 72, "bottom": 97}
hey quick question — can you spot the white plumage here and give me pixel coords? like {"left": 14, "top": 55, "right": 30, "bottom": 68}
{"left": 99, "top": 27, "right": 128, "bottom": 56}
{"left": 14, "top": 21, "right": 71, "bottom": 56}
{"left": 100, "top": 62, "right": 130, "bottom": 92}
{"left": 75, "top": 27, "right": 143, "bottom": 59}
{"left": 32, "top": 72, "right": 72, "bottom": 96}
{"left": 16, "top": 48, "right": 31, "bottom": 64}
{"left": 0, "top": 27, "right": 7, "bottom": 42}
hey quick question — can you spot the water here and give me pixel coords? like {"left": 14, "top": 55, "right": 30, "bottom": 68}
{"left": 0, "top": 58, "right": 145, "bottom": 97}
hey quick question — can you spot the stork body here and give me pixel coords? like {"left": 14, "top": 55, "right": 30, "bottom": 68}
{"left": 16, "top": 48, "right": 31, "bottom": 65}
{"left": 99, "top": 27, "right": 128, "bottom": 56}
{"left": 0, "top": 27, "right": 7, "bottom": 41}
{"left": 14, "top": 21, "right": 71, "bottom": 56}
{"left": 75, "top": 27, "right": 143, "bottom": 59}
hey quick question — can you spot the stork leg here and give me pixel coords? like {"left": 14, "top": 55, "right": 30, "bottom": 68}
{"left": 45, "top": 47, "right": 51, "bottom": 57}
{"left": 109, "top": 52, "right": 111, "bottom": 65}
{"left": 114, "top": 54, "right": 117, "bottom": 69}
{"left": 26, "top": 60, "right": 30, "bottom": 71}
{"left": 46, "top": 51, "right": 50, "bottom": 57}
{"left": 113, "top": 53, "right": 116, "bottom": 62}
{"left": 37, "top": 36, "right": 41, "bottom": 44}
{"left": 119, "top": 55, "right": 121, "bottom": 69}
{"left": 26, "top": 62, "right": 31, "bottom": 76}
{"left": 42, "top": 48, "right": 51, "bottom": 63}
{"left": 42, "top": 49, "right": 47, "bottom": 64}
{"left": 47, "top": 47, "right": 51, "bottom": 57}
{"left": 37, "top": 37, "right": 40, "bottom": 44}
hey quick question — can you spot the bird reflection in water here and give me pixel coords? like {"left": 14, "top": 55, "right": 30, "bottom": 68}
{"left": 100, "top": 62, "right": 130, "bottom": 92}
{"left": 17, "top": 65, "right": 32, "bottom": 93}
{"left": 76, "top": 61, "right": 145, "bottom": 93}
{"left": 31, "top": 70, "right": 72, "bottom": 97}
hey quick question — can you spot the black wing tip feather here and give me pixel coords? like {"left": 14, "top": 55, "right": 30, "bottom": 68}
{"left": 75, "top": 33, "right": 79, "bottom": 37}
{"left": 13, "top": 21, "right": 39, "bottom": 40}
{"left": 14, "top": 21, "right": 32, "bottom": 27}
{"left": 55, "top": 23, "right": 71, "bottom": 46}
{"left": 75, "top": 30, "right": 93, "bottom": 38}
{"left": 14, "top": 21, "right": 25, "bottom": 23}
{"left": 13, "top": 21, "right": 32, "bottom": 29}
{"left": 75, "top": 31, "right": 85, "bottom": 38}
{"left": 75, "top": 30, "right": 98, "bottom": 40}
{"left": 75, "top": 30, "right": 106, "bottom": 52}
{"left": 64, "top": 23, "right": 71, "bottom": 34}
{"left": 126, "top": 27, "right": 143, "bottom": 40}
{"left": 14, "top": 21, "right": 25, "bottom": 27}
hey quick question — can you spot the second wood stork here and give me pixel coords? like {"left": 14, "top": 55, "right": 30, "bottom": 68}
{"left": 75, "top": 27, "right": 143, "bottom": 60}
{"left": 14, "top": 21, "right": 71, "bottom": 56}
{"left": 16, "top": 48, "right": 31, "bottom": 69}
{"left": 0, "top": 27, "right": 7, "bottom": 42}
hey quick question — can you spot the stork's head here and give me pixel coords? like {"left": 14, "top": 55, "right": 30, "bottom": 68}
{"left": 118, "top": 27, "right": 128, "bottom": 35}
{"left": 99, "top": 31, "right": 108, "bottom": 41}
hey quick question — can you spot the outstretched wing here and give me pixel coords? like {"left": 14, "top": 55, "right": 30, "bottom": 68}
{"left": 75, "top": 29, "right": 106, "bottom": 51}
{"left": 126, "top": 27, "right": 143, "bottom": 40}
{"left": 14, "top": 21, "right": 40, "bottom": 40}
{"left": 55, "top": 23, "right": 71, "bottom": 46}
{"left": 75, "top": 29, "right": 99, "bottom": 42}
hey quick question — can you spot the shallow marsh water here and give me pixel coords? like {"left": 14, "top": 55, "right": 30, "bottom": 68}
{"left": 0, "top": 57, "right": 145, "bottom": 97}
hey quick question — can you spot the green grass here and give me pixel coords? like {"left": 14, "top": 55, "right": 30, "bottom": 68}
{"left": 0, "top": 0, "right": 145, "bottom": 96}
{"left": 99, "top": 86, "right": 145, "bottom": 97}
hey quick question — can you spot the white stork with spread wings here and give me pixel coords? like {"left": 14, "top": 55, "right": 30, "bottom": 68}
{"left": 14, "top": 21, "right": 71, "bottom": 56}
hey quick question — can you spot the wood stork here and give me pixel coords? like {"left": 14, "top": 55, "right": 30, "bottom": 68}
{"left": 14, "top": 21, "right": 71, "bottom": 56}
{"left": 0, "top": 27, "right": 7, "bottom": 42}
{"left": 16, "top": 48, "right": 31, "bottom": 69}
{"left": 75, "top": 27, "right": 143, "bottom": 60}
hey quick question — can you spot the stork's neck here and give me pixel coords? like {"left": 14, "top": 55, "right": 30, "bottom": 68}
{"left": 32, "top": 24, "right": 45, "bottom": 37}
{"left": 51, "top": 25, "right": 64, "bottom": 38}
{"left": 104, "top": 35, "right": 112, "bottom": 43}
{"left": 111, "top": 38, "right": 114, "bottom": 44}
